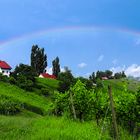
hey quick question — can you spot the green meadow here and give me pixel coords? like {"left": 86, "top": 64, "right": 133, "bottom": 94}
{"left": 0, "top": 78, "right": 139, "bottom": 140}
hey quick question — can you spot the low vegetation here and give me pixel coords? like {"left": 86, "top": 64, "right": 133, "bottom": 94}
{"left": 0, "top": 76, "right": 139, "bottom": 139}
{"left": 0, "top": 46, "right": 139, "bottom": 139}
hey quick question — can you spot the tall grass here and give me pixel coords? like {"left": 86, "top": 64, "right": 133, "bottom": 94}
{"left": 0, "top": 115, "right": 110, "bottom": 140}
{"left": 0, "top": 114, "right": 136, "bottom": 140}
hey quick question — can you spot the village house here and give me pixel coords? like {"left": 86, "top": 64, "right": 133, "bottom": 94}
{"left": 101, "top": 76, "right": 108, "bottom": 80}
{"left": 39, "top": 73, "right": 56, "bottom": 79}
{"left": 0, "top": 61, "right": 12, "bottom": 77}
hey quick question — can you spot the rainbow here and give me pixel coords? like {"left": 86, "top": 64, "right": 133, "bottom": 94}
{"left": 0, "top": 25, "right": 140, "bottom": 46}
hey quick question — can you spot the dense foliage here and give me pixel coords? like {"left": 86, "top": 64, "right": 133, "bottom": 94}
{"left": 10, "top": 64, "right": 37, "bottom": 91}
{"left": 54, "top": 80, "right": 108, "bottom": 121}
{"left": 52, "top": 56, "right": 60, "bottom": 77}
{"left": 57, "top": 67, "right": 74, "bottom": 93}
{"left": 0, "top": 95, "right": 22, "bottom": 115}
{"left": 54, "top": 79, "right": 140, "bottom": 136}
{"left": 89, "top": 70, "right": 126, "bottom": 83}
{"left": 31, "top": 45, "right": 47, "bottom": 75}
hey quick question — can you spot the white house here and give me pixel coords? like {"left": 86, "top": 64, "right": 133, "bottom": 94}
{"left": 0, "top": 61, "right": 12, "bottom": 77}
{"left": 39, "top": 73, "right": 56, "bottom": 79}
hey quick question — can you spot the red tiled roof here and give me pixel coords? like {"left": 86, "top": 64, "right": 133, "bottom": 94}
{"left": 0, "top": 61, "right": 12, "bottom": 69}
{"left": 40, "top": 73, "right": 56, "bottom": 79}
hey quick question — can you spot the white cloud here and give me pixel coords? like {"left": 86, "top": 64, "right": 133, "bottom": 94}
{"left": 46, "top": 67, "right": 65, "bottom": 74}
{"left": 97, "top": 55, "right": 104, "bottom": 62}
{"left": 125, "top": 64, "right": 140, "bottom": 77}
{"left": 78, "top": 62, "right": 87, "bottom": 68}
{"left": 110, "top": 64, "right": 140, "bottom": 77}
{"left": 60, "top": 67, "right": 65, "bottom": 72}
{"left": 110, "top": 65, "right": 126, "bottom": 74}
{"left": 46, "top": 67, "right": 52, "bottom": 74}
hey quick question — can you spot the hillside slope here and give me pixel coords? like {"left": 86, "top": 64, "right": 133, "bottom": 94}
{"left": 0, "top": 82, "right": 51, "bottom": 115}
{"left": 0, "top": 78, "right": 138, "bottom": 140}
{"left": 103, "top": 78, "right": 140, "bottom": 92}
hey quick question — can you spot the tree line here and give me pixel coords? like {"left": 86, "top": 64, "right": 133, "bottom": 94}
{"left": 0, "top": 44, "right": 127, "bottom": 92}
{"left": 89, "top": 70, "right": 126, "bottom": 83}
{"left": 31, "top": 45, "right": 60, "bottom": 77}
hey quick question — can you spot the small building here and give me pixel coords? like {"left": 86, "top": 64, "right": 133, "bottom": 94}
{"left": 0, "top": 61, "right": 12, "bottom": 77}
{"left": 39, "top": 73, "right": 56, "bottom": 79}
{"left": 101, "top": 77, "right": 108, "bottom": 80}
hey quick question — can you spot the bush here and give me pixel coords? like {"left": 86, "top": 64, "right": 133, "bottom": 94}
{"left": 41, "top": 88, "right": 50, "bottom": 96}
{"left": 54, "top": 80, "right": 108, "bottom": 121}
{"left": 11, "top": 63, "right": 37, "bottom": 91}
{"left": 57, "top": 68, "right": 74, "bottom": 93}
{"left": 16, "top": 75, "right": 34, "bottom": 91}
{"left": 0, "top": 95, "right": 22, "bottom": 115}
{"left": 54, "top": 79, "right": 139, "bottom": 132}
{"left": 0, "top": 73, "right": 9, "bottom": 83}
{"left": 9, "top": 77, "right": 16, "bottom": 84}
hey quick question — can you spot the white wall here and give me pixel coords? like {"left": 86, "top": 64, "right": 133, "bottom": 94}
{"left": 0, "top": 68, "right": 10, "bottom": 77}
{"left": 39, "top": 74, "right": 44, "bottom": 78}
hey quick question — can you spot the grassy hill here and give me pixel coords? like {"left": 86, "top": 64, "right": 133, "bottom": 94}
{"left": 0, "top": 81, "right": 52, "bottom": 115}
{"left": 0, "top": 78, "right": 139, "bottom": 140}
{"left": 0, "top": 79, "right": 112, "bottom": 140}
{"left": 103, "top": 78, "right": 140, "bottom": 92}
{"left": 35, "top": 77, "right": 59, "bottom": 92}
{"left": 0, "top": 77, "right": 59, "bottom": 116}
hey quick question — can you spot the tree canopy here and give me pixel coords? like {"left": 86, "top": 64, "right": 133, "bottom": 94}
{"left": 31, "top": 45, "right": 47, "bottom": 75}
{"left": 52, "top": 56, "right": 60, "bottom": 77}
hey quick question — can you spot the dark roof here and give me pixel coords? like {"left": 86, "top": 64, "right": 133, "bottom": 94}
{"left": 0, "top": 61, "right": 12, "bottom": 69}
{"left": 41, "top": 73, "right": 56, "bottom": 79}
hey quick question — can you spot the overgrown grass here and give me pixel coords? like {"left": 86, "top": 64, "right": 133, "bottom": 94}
{"left": 0, "top": 82, "right": 51, "bottom": 115}
{"left": 0, "top": 115, "right": 109, "bottom": 140}
{"left": 0, "top": 79, "right": 139, "bottom": 140}
{"left": 0, "top": 114, "right": 136, "bottom": 140}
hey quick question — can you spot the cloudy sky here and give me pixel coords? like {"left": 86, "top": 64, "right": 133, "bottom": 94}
{"left": 1, "top": 0, "right": 140, "bottom": 77}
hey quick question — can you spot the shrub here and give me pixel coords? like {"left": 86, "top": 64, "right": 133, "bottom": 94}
{"left": 0, "top": 95, "right": 22, "bottom": 115}
{"left": 11, "top": 63, "right": 37, "bottom": 91}
{"left": 54, "top": 80, "right": 108, "bottom": 121}
{"left": 16, "top": 75, "right": 34, "bottom": 91}
{"left": 0, "top": 73, "right": 9, "bottom": 83}
{"left": 9, "top": 76, "right": 16, "bottom": 84}
{"left": 41, "top": 88, "right": 50, "bottom": 96}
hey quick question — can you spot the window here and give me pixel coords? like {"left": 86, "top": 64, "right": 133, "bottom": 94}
{"left": 2, "top": 71, "right": 4, "bottom": 73}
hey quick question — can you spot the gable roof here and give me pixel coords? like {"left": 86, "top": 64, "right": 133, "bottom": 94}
{"left": 40, "top": 73, "right": 56, "bottom": 79}
{"left": 0, "top": 61, "right": 12, "bottom": 69}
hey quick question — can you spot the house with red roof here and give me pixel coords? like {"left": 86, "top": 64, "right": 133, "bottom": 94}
{"left": 0, "top": 61, "right": 12, "bottom": 77}
{"left": 39, "top": 73, "right": 56, "bottom": 79}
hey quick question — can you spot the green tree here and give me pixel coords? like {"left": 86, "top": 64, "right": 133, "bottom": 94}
{"left": 76, "top": 77, "right": 93, "bottom": 90}
{"left": 11, "top": 64, "right": 37, "bottom": 91}
{"left": 105, "top": 70, "right": 113, "bottom": 78}
{"left": 114, "top": 72, "right": 122, "bottom": 79}
{"left": 12, "top": 64, "right": 37, "bottom": 82}
{"left": 122, "top": 71, "right": 126, "bottom": 78}
{"left": 89, "top": 72, "right": 96, "bottom": 83}
{"left": 31, "top": 45, "right": 47, "bottom": 75}
{"left": 57, "top": 67, "right": 74, "bottom": 93}
{"left": 52, "top": 56, "right": 60, "bottom": 77}
{"left": 96, "top": 71, "right": 106, "bottom": 79}
{"left": 114, "top": 71, "right": 126, "bottom": 79}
